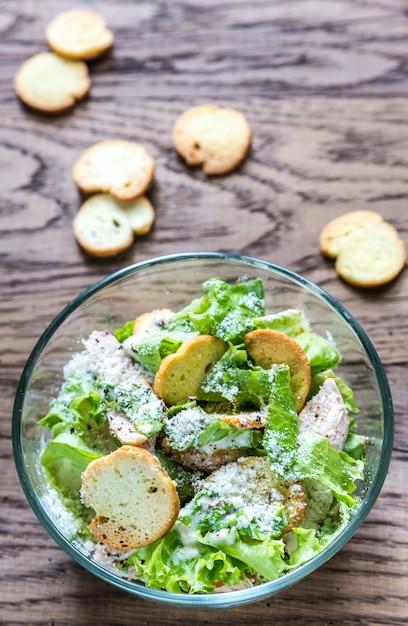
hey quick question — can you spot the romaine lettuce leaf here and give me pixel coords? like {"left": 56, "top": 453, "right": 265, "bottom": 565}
{"left": 38, "top": 377, "right": 96, "bottom": 430}
{"left": 170, "top": 277, "right": 265, "bottom": 343}
{"left": 199, "top": 527, "right": 286, "bottom": 581}
{"left": 343, "top": 431, "right": 367, "bottom": 461}
{"left": 294, "top": 330, "right": 340, "bottom": 372}
{"left": 40, "top": 432, "right": 102, "bottom": 491}
{"left": 195, "top": 418, "right": 264, "bottom": 454}
{"left": 253, "top": 308, "right": 309, "bottom": 335}
{"left": 114, "top": 320, "right": 135, "bottom": 343}
{"left": 296, "top": 433, "right": 364, "bottom": 504}
{"left": 285, "top": 527, "right": 322, "bottom": 569}
{"left": 101, "top": 381, "right": 165, "bottom": 438}
{"left": 262, "top": 366, "right": 364, "bottom": 503}
{"left": 40, "top": 386, "right": 117, "bottom": 455}
{"left": 263, "top": 365, "right": 299, "bottom": 479}
{"left": 124, "top": 524, "right": 248, "bottom": 593}
{"left": 38, "top": 402, "right": 68, "bottom": 430}
{"left": 123, "top": 329, "right": 196, "bottom": 373}
{"left": 199, "top": 343, "right": 274, "bottom": 410}
{"left": 122, "top": 277, "right": 265, "bottom": 373}
{"left": 39, "top": 380, "right": 117, "bottom": 495}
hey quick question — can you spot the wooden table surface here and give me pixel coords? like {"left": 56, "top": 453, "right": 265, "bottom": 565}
{"left": 1, "top": 0, "right": 407, "bottom": 624}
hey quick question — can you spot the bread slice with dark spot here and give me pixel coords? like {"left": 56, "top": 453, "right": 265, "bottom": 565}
{"left": 73, "top": 193, "right": 155, "bottom": 257}
{"left": 81, "top": 445, "right": 180, "bottom": 550}
{"left": 73, "top": 194, "right": 134, "bottom": 257}
{"left": 172, "top": 103, "right": 252, "bottom": 175}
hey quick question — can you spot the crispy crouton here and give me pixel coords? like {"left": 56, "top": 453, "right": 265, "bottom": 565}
{"left": 244, "top": 329, "right": 311, "bottom": 412}
{"left": 81, "top": 446, "right": 180, "bottom": 550}
{"left": 154, "top": 335, "right": 228, "bottom": 406}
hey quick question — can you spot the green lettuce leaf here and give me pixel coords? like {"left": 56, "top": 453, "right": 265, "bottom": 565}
{"left": 199, "top": 343, "right": 274, "bottom": 410}
{"left": 40, "top": 385, "right": 117, "bottom": 455}
{"left": 296, "top": 433, "right": 364, "bottom": 505}
{"left": 171, "top": 277, "right": 265, "bottom": 343}
{"left": 199, "top": 527, "right": 286, "bottom": 581}
{"left": 343, "top": 431, "right": 367, "bottom": 461}
{"left": 101, "top": 381, "right": 165, "bottom": 438}
{"left": 39, "top": 380, "right": 117, "bottom": 495}
{"left": 196, "top": 418, "right": 264, "bottom": 454}
{"left": 285, "top": 527, "right": 322, "bottom": 569}
{"left": 253, "top": 308, "right": 309, "bottom": 334}
{"left": 154, "top": 450, "right": 200, "bottom": 505}
{"left": 262, "top": 365, "right": 299, "bottom": 479}
{"left": 295, "top": 330, "right": 340, "bottom": 372}
{"left": 123, "top": 329, "right": 196, "bottom": 373}
{"left": 38, "top": 377, "right": 96, "bottom": 430}
{"left": 40, "top": 432, "right": 102, "bottom": 491}
{"left": 114, "top": 320, "right": 135, "bottom": 343}
{"left": 38, "top": 404, "right": 66, "bottom": 430}
{"left": 124, "top": 524, "right": 248, "bottom": 593}
{"left": 123, "top": 278, "right": 264, "bottom": 372}
{"left": 262, "top": 366, "right": 364, "bottom": 504}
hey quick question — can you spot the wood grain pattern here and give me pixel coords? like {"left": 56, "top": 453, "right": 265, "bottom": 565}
{"left": 1, "top": 0, "right": 407, "bottom": 624}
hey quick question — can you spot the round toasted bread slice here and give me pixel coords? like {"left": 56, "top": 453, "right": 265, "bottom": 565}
{"left": 46, "top": 9, "right": 114, "bottom": 61}
{"left": 81, "top": 446, "right": 180, "bottom": 550}
{"left": 319, "top": 210, "right": 406, "bottom": 287}
{"left": 124, "top": 195, "right": 155, "bottom": 235}
{"left": 319, "top": 210, "right": 383, "bottom": 258}
{"left": 154, "top": 335, "right": 228, "bottom": 406}
{"left": 244, "top": 329, "right": 311, "bottom": 412}
{"left": 73, "top": 194, "right": 134, "bottom": 257}
{"left": 14, "top": 52, "right": 90, "bottom": 114}
{"left": 72, "top": 140, "right": 155, "bottom": 201}
{"left": 335, "top": 222, "right": 406, "bottom": 287}
{"left": 172, "top": 103, "right": 252, "bottom": 175}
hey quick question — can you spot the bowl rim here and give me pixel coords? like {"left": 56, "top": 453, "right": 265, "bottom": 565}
{"left": 12, "top": 251, "right": 394, "bottom": 607}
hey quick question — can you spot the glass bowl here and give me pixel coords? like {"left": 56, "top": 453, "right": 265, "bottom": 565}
{"left": 12, "top": 252, "right": 393, "bottom": 608}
